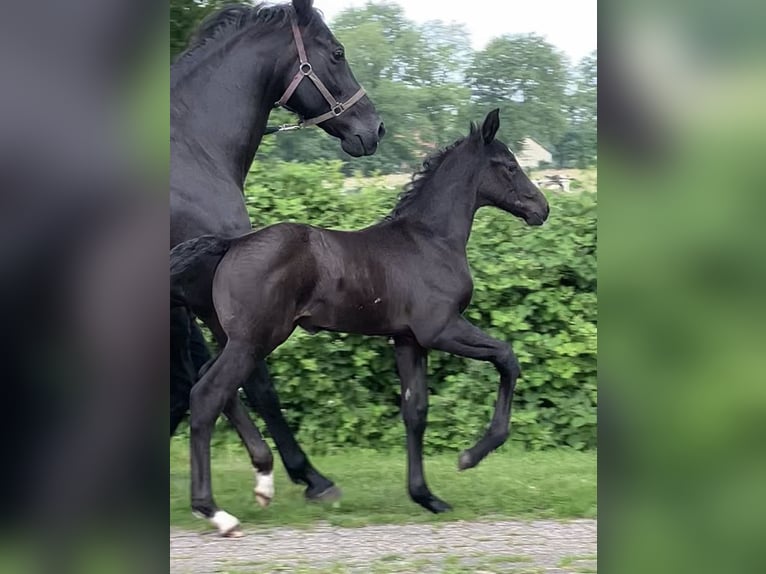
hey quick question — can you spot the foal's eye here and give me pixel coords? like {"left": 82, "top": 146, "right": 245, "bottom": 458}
{"left": 333, "top": 48, "right": 345, "bottom": 60}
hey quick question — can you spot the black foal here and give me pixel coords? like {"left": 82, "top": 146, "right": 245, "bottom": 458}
{"left": 171, "top": 109, "right": 549, "bottom": 534}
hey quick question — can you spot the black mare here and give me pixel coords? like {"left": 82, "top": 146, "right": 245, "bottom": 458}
{"left": 171, "top": 109, "right": 550, "bottom": 534}
{"left": 170, "top": 0, "right": 384, "bottom": 521}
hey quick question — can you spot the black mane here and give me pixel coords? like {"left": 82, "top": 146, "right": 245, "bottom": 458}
{"left": 171, "top": 3, "right": 314, "bottom": 75}
{"left": 385, "top": 137, "right": 466, "bottom": 220}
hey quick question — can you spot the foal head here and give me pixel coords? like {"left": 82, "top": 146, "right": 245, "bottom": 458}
{"left": 469, "top": 109, "right": 550, "bottom": 226}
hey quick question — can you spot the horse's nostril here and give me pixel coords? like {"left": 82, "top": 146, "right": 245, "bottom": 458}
{"left": 377, "top": 122, "right": 386, "bottom": 139}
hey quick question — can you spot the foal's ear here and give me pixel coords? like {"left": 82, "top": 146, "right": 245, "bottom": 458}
{"left": 481, "top": 108, "right": 501, "bottom": 144}
{"left": 292, "top": 0, "right": 314, "bottom": 23}
{"left": 469, "top": 121, "right": 480, "bottom": 137}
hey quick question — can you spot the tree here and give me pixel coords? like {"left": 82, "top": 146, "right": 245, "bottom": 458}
{"left": 170, "top": 0, "right": 226, "bottom": 57}
{"left": 556, "top": 51, "right": 597, "bottom": 168}
{"left": 468, "top": 34, "right": 569, "bottom": 150}
{"left": 171, "top": 1, "right": 595, "bottom": 175}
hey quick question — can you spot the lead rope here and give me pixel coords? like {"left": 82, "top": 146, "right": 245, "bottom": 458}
{"left": 264, "top": 124, "right": 302, "bottom": 135}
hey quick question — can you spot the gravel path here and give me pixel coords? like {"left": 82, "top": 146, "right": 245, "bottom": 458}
{"left": 171, "top": 519, "right": 596, "bottom": 573}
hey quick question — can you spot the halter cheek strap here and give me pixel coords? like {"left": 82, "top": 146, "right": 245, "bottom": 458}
{"left": 274, "top": 13, "right": 366, "bottom": 128}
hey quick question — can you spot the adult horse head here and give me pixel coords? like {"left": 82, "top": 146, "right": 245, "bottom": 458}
{"left": 171, "top": 1, "right": 383, "bottom": 188}
{"left": 273, "top": 0, "right": 385, "bottom": 156}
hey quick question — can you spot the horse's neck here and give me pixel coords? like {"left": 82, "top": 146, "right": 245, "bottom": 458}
{"left": 401, "top": 161, "right": 480, "bottom": 248}
{"left": 171, "top": 39, "right": 281, "bottom": 187}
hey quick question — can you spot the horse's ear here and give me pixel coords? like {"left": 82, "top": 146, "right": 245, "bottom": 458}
{"left": 292, "top": 0, "right": 314, "bottom": 23}
{"left": 481, "top": 108, "right": 500, "bottom": 144}
{"left": 469, "top": 121, "right": 480, "bottom": 137}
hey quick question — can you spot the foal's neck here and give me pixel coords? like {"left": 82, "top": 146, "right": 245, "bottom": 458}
{"left": 397, "top": 156, "right": 481, "bottom": 249}
{"left": 171, "top": 33, "right": 285, "bottom": 188}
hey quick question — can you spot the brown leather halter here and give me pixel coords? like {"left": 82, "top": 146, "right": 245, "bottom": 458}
{"left": 273, "top": 12, "right": 366, "bottom": 129}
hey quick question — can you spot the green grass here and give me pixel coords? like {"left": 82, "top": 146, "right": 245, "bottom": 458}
{"left": 170, "top": 439, "right": 596, "bottom": 530}
{"left": 559, "top": 554, "right": 598, "bottom": 573}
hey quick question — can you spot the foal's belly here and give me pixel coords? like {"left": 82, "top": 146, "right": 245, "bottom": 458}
{"left": 296, "top": 293, "right": 408, "bottom": 337}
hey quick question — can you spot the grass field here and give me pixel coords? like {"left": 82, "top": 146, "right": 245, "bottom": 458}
{"left": 170, "top": 438, "right": 596, "bottom": 530}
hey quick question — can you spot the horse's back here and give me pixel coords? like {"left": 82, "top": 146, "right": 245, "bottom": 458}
{"left": 215, "top": 222, "right": 318, "bottom": 298}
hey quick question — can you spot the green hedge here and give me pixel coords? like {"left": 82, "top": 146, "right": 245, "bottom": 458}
{"left": 207, "top": 158, "right": 596, "bottom": 452}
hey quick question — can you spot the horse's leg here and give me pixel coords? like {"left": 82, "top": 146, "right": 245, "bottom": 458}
{"left": 394, "top": 337, "right": 451, "bottom": 513}
{"left": 170, "top": 306, "right": 197, "bottom": 436}
{"left": 189, "top": 340, "right": 257, "bottom": 537}
{"left": 223, "top": 395, "right": 275, "bottom": 507}
{"left": 426, "top": 316, "right": 520, "bottom": 471}
{"left": 194, "top": 309, "right": 276, "bottom": 508}
{"left": 241, "top": 365, "right": 340, "bottom": 501}
{"left": 188, "top": 315, "right": 213, "bottom": 374}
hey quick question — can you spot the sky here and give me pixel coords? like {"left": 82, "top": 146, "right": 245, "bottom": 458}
{"left": 317, "top": 0, "right": 598, "bottom": 63}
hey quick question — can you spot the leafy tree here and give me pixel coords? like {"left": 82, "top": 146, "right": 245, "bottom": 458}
{"left": 171, "top": 1, "right": 596, "bottom": 175}
{"left": 468, "top": 34, "right": 569, "bottom": 150}
{"left": 170, "top": 0, "right": 225, "bottom": 57}
{"left": 556, "top": 51, "right": 597, "bottom": 167}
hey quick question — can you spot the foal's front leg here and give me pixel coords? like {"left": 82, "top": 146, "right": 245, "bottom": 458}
{"left": 394, "top": 337, "right": 452, "bottom": 513}
{"left": 428, "top": 316, "right": 521, "bottom": 471}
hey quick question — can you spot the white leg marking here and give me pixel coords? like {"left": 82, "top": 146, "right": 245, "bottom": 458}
{"left": 254, "top": 471, "right": 274, "bottom": 507}
{"left": 405, "top": 388, "right": 411, "bottom": 401}
{"left": 210, "top": 510, "right": 240, "bottom": 536}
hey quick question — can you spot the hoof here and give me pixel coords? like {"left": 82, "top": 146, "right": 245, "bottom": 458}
{"left": 222, "top": 527, "right": 245, "bottom": 539}
{"left": 254, "top": 492, "right": 272, "bottom": 508}
{"left": 209, "top": 510, "right": 241, "bottom": 537}
{"left": 416, "top": 496, "right": 452, "bottom": 514}
{"left": 254, "top": 471, "right": 274, "bottom": 508}
{"left": 428, "top": 499, "right": 453, "bottom": 514}
{"left": 457, "top": 450, "right": 478, "bottom": 471}
{"left": 306, "top": 484, "right": 342, "bottom": 503}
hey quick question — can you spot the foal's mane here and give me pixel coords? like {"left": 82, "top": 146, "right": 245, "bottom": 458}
{"left": 385, "top": 137, "right": 466, "bottom": 221}
{"left": 171, "top": 3, "right": 319, "bottom": 82}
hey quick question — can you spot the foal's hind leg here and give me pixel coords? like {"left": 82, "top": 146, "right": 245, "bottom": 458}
{"left": 189, "top": 340, "right": 258, "bottom": 536}
{"left": 394, "top": 337, "right": 452, "bottom": 513}
{"left": 223, "top": 396, "right": 275, "bottom": 507}
{"left": 193, "top": 350, "right": 276, "bottom": 508}
{"left": 241, "top": 363, "right": 340, "bottom": 502}
{"left": 195, "top": 310, "right": 276, "bottom": 510}
{"left": 426, "top": 316, "right": 521, "bottom": 471}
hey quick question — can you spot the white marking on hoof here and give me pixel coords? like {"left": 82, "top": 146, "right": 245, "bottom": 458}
{"left": 210, "top": 510, "right": 240, "bottom": 536}
{"left": 254, "top": 471, "right": 274, "bottom": 507}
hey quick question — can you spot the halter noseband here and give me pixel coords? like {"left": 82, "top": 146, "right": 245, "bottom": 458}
{"left": 273, "top": 12, "right": 366, "bottom": 129}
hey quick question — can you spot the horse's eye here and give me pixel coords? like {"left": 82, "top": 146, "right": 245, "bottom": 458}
{"left": 333, "top": 48, "right": 345, "bottom": 60}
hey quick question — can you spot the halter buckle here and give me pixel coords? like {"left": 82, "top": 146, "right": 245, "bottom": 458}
{"left": 332, "top": 103, "right": 344, "bottom": 116}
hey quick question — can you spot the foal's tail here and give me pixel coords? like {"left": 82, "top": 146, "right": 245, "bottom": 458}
{"left": 170, "top": 235, "right": 232, "bottom": 305}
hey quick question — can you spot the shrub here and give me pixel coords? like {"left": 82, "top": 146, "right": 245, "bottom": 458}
{"left": 204, "top": 158, "right": 597, "bottom": 453}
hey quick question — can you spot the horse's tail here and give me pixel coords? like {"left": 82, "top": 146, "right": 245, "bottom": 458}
{"left": 170, "top": 235, "right": 232, "bottom": 306}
